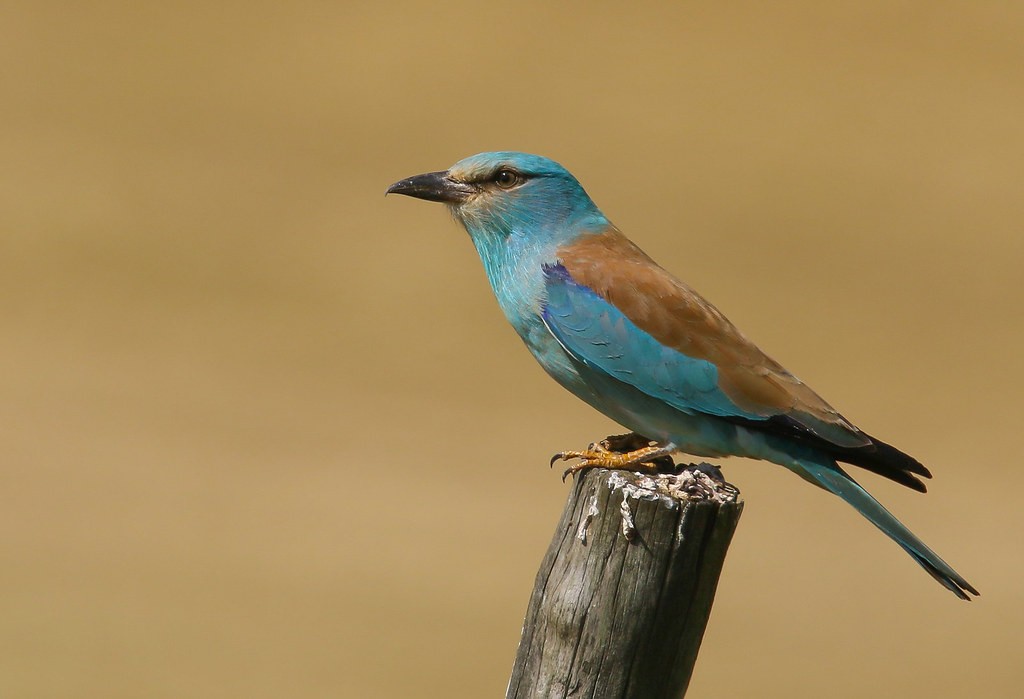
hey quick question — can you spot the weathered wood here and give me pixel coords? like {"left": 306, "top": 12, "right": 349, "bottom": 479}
{"left": 507, "top": 460, "right": 743, "bottom": 699}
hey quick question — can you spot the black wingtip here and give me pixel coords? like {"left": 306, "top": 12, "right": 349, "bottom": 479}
{"left": 722, "top": 415, "right": 933, "bottom": 493}
{"left": 838, "top": 432, "right": 933, "bottom": 492}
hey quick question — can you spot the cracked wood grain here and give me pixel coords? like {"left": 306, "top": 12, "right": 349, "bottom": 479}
{"left": 507, "top": 466, "right": 743, "bottom": 699}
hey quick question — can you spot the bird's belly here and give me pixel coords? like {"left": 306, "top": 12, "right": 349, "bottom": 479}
{"left": 521, "top": 323, "right": 753, "bottom": 459}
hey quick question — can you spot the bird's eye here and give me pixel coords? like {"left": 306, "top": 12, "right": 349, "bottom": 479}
{"left": 493, "top": 169, "right": 522, "bottom": 189}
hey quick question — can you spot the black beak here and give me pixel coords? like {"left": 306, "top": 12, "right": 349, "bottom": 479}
{"left": 385, "top": 170, "right": 476, "bottom": 204}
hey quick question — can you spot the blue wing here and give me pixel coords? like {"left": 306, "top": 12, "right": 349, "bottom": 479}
{"left": 541, "top": 263, "right": 767, "bottom": 422}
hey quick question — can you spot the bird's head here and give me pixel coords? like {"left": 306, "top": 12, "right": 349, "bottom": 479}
{"left": 386, "top": 152, "right": 607, "bottom": 247}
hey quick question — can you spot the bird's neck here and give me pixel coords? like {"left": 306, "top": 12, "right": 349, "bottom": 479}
{"left": 458, "top": 208, "right": 608, "bottom": 335}
{"left": 465, "top": 225, "right": 552, "bottom": 336}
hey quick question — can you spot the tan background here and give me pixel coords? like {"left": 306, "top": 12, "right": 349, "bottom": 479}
{"left": 3, "top": 2, "right": 1022, "bottom": 697}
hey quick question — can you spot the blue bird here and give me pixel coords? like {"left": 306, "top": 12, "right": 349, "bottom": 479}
{"left": 387, "top": 152, "right": 978, "bottom": 599}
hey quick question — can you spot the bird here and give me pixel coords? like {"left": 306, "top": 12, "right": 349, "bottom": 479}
{"left": 386, "top": 151, "right": 978, "bottom": 600}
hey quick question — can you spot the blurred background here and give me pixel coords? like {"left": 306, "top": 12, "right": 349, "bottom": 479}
{"left": 2, "top": 2, "right": 1022, "bottom": 697}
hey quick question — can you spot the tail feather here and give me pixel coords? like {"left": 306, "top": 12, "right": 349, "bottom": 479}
{"left": 796, "top": 459, "right": 978, "bottom": 600}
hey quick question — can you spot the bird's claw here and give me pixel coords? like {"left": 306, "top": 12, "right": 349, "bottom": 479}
{"left": 550, "top": 443, "right": 607, "bottom": 482}
{"left": 551, "top": 439, "right": 678, "bottom": 482}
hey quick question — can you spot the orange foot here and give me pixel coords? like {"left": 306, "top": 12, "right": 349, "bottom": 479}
{"left": 551, "top": 436, "right": 678, "bottom": 481}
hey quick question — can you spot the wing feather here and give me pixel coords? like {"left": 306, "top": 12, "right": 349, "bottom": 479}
{"left": 549, "top": 227, "right": 870, "bottom": 448}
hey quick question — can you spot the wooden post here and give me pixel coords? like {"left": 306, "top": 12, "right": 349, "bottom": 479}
{"left": 507, "top": 457, "right": 743, "bottom": 699}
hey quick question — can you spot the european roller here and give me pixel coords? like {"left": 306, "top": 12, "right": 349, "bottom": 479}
{"left": 387, "top": 152, "right": 977, "bottom": 600}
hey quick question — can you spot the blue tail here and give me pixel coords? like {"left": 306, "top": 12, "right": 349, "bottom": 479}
{"left": 796, "top": 459, "right": 978, "bottom": 600}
